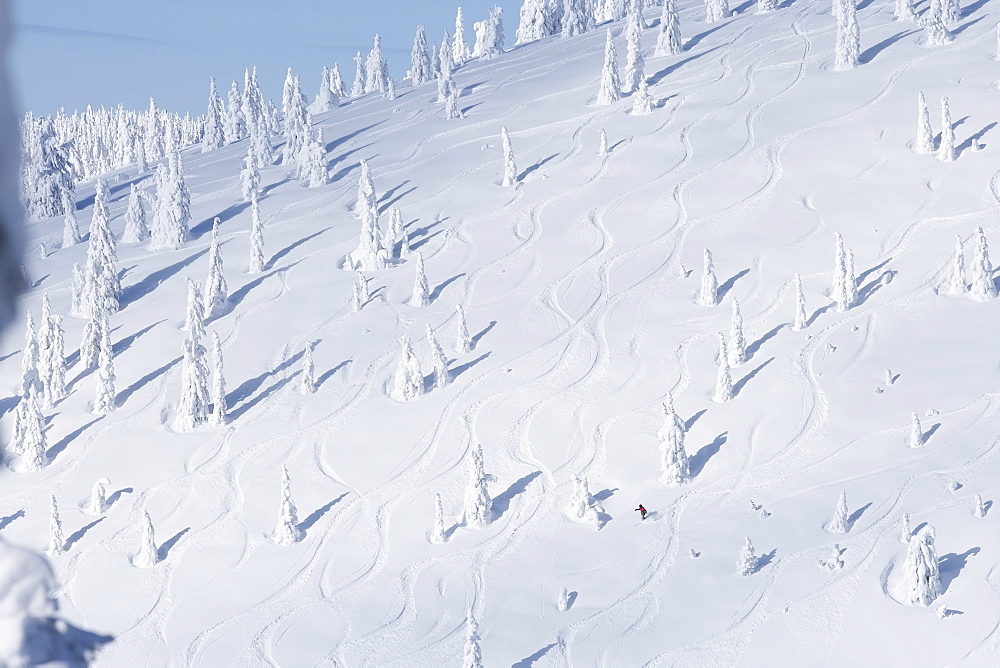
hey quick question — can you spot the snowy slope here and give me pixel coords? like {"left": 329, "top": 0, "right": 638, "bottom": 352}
{"left": 5, "top": 1, "right": 1000, "bottom": 665}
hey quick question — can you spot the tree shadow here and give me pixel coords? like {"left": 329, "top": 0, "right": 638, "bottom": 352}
{"left": 106, "top": 487, "right": 134, "bottom": 508}
{"left": 690, "top": 432, "right": 727, "bottom": 477}
{"left": 733, "top": 0, "right": 755, "bottom": 12}
{"left": 228, "top": 349, "right": 304, "bottom": 407}
{"left": 378, "top": 186, "right": 418, "bottom": 214}
{"left": 409, "top": 229, "right": 443, "bottom": 251}
{"left": 857, "top": 274, "right": 890, "bottom": 305}
{"left": 64, "top": 517, "right": 105, "bottom": 550}
{"left": 649, "top": 46, "right": 725, "bottom": 86}
{"left": 592, "top": 487, "right": 618, "bottom": 503}
{"left": 0, "top": 350, "right": 18, "bottom": 363}
{"left": 492, "top": 471, "right": 542, "bottom": 520}
{"left": 859, "top": 30, "right": 917, "bottom": 64}
{"left": 228, "top": 374, "right": 297, "bottom": 421}
{"left": 745, "top": 323, "right": 785, "bottom": 359}
{"left": 325, "top": 120, "right": 385, "bottom": 153}
{"left": 117, "top": 356, "right": 182, "bottom": 406}
{"left": 260, "top": 176, "right": 293, "bottom": 199}
{"left": 316, "top": 359, "right": 352, "bottom": 388}
{"left": 682, "top": 26, "right": 729, "bottom": 54}
{"left": 112, "top": 319, "right": 166, "bottom": 356}
{"left": 460, "top": 102, "right": 483, "bottom": 116}
{"left": 265, "top": 228, "right": 330, "bottom": 270}
{"left": 452, "top": 352, "right": 491, "bottom": 379}
{"left": 513, "top": 643, "right": 558, "bottom": 668}
{"left": 685, "top": 408, "right": 707, "bottom": 431}
{"left": 47, "top": 418, "right": 102, "bottom": 462}
{"left": 229, "top": 262, "right": 300, "bottom": 307}
{"left": 330, "top": 159, "right": 366, "bottom": 184}
{"left": 327, "top": 143, "right": 372, "bottom": 170}
{"left": 954, "top": 15, "right": 986, "bottom": 35}
{"left": 461, "top": 81, "right": 488, "bottom": 95}
{"left": 717, "top": 268, "right": 750, "bottom": 302}
{"left": 408, "top": 218, "right": 445, "bottom": 238}
{"left": 963, "top": 0, "right": 989, "bottom": 15}
{"left": 923, "top": 422, "right": 941, "bottom": 442}
{"left": 856, "top": 258, "right": 891, "bottom": 284}
{"left": 519, "top": 153, "right": 559, "bottom": 181}
{"left": 377, "top": 180, "right": 411, "bottom": 206}
{"left": 957, "top": 121, "right": 997, "bottom": 154}
{"left": 430, "top": 273, "right": 465, "bottom": 303}
{"left": 471, "top": 321, "right": 497, "bottom": 349}
{"left": 158, "top": 527, "right": 191, "bottom": 560}
{"left": 939, "top": 547, "right": 981, "bottom": 593}
{"left": 732, "top": 357, "right": 774, "bottom": 398}
{"left": 0, "top": 509, "right": 25, "bottom": 531}
{"left": 0, "top": 394, "right": 20, "bottom": 419}
{"left": 191, "top": 201, "right": 249, "bottom": 240}
{"left": 298, "top": 492, "right": 350, "bottom": 532}
{"left": 807, "top": 302, "right": 835, "bottom": 326}
{"left": 756, "top": 548, "right": 778, "bottom": 571}
{"left": 121, "top": 248, "right": 211, "bottom": 307}
{"left": 983, "top": 500, "right": 994, "bottom": 516}
{"left": 848, "top": 501, "right": 873, "bottom": 529}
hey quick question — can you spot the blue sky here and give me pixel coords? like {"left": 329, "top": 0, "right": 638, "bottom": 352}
{"left": 11, "top": 1, "right": 522, "bottom": 117}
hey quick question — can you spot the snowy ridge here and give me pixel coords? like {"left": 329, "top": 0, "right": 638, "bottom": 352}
{"left": 5, "top": 0, "right": 1000, "bottom": 664}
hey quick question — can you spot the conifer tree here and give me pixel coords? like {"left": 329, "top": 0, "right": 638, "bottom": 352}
{"left": 365, "top": 34, "right": 389, "bottom": 94}
{"left": 210, "top": 332, "right": 227, "bottom": 426}
{"left": 224, "top": 80, "right": 246, "bottom": 144}
{"left": 426, "top": 324, "right": 450, "bottom": 390}
{"left": 20, "top": 311, "right": 40, "bottom": 396}
{"left": 737, "top": 536, "right": 758, "bottom": 575}
{"left": 79, "top": 309, "right": 101, "bottom": 371}
{"left": 502, "top": 127, "right": 518, "bottom": 186}
{"left": 567, "top": 476, "right": 604, "bottom": 527}
{"left": 82, "top": 177, "right": 120, "bottom": 317}
{"left": 623, "top": 5, "right": 645, "bottom": 94}
{"left": 351, "top": 52, "right": 366, "bottom": 97}
{"left": 971, "top": 227, "right": 998, "bottom": 300}
{"left": 353, "top": 272, "right": 369, "bottom": 312}
{"left": 410, "top": 252, "right": 430, "bottom": 307}
{"left": 656, "top": 0, "right": 683, "bottom": 56}
{"left": 18, "top": 388, "right": 48, "bottom": 472}
{"left": 835, "top": 0, "right": 860, "bottom": 71}
{"left": 562, "top": 0, "right": 595, "bottom": 37}
{"left": 249, "top": 195, "right": 266, "bottom": 274}
{"left": 902, "top": 525, "right": 941, "bottom": 606}
{"left": 940, "top": 0, "right": 959, "bottom": 24}
{"left": 909, "top": 412, "right": 924, "bottom": 447}
{"left": 597, "top": 30, "right": 622, "bottom": 105}
{"left": 949, "top": 234, "right": 968, "bottom": 295}
{"left": 463, "top": 443, "right": 493, "bottom": 528}
{"left": 71, "top": 263, "right": 85, "bottom": 316}
{"left": 391, "top": 337, "right": 424, "bottom": 401}
{"left": 445, "top": 86, "right": 462, "bottom": 120}
{"left": 916, "top": 92, "right": 934, "bottom": 154}
{"left": 281, "top": 74, "right": 309, "bottom": 170}
{"left": 455, "top": 304, "right": 473, "bottom": 353}
{"left": 729, "top": 298, "right": 747, "bottom": 366}
{"left": 706, "top": 0, "right": 731, "bottom": 23}
{"left": 134, "top": 510, "right": 159, "bottom": 567}
{"left": 204, "top": 218, "right": 228, "bottom": 318}
{"left": 843, "top": 249, "right": 858, "bottom": 310}
{"left": 430, "top": 492, "right": 447, "bottom": 544}
{"left": 631, "top": 79, "right": 654, "bottom": 115}
{"left": 758, "top": 0, "right": 778, "bottom": 12}
{"left": 122, "top": 184, "right": 149, "bottom": 243}
{"left": 61, "top": 191, "right": 81, "bottom": 248}
{"left": 93, "top": 316, "right": 115, "bottom": 415}
{"left": 330, "top": 63, "right": 347, "bottom": 98}
{"left": 84, "top": 478, "right": 111, "bottom": 516}
{"left": 715, "top": 333, "right": 733, "bottom": 402}
{"left": 923, "top": 1, "right": 952, "bottom": 45}
{"left": 303, "top": 128, "right": 329, "bottom": 187}
{"left": 313, "top": 66, "right": 336, "bottom": 113}
{"left": 241, "top": 145, "right": 261, "bottom": 203}
{"left": 700, "top": 249, "right": 719, "bottom": 306}
{"left": 894, "top": 0, "right": 917, "bottom": 21}
{"left": 517, "top": 0, "right": 551, "bottom": 45}
{"left": 900, "top": 512, "right": 912, "bottom": 542}
{"left": 659, "top": 397, "right": 690, "bottom": 484}
{"left": 974, "top": 494, "right": 986, "bottom": 518}
{"left": 300, "top": 342, "right": 316, "bottom": 395}
{"left": 43, "top": 315, "right": 67, "bottom": 407}
{"left": 46, "top": 496, "right": 65, "bottom": 556}
{"left": 828, "top": 490, "right": 850, "bottom": 533}
{"left": 175, "top": 279, "right": 211, "bottom": 431}
{"left": 272, "top": 465, "right": 303, "bottom": 545}
{"left": 557, "top": 586, "right": 570, "bottom": 611}
{"left": 454, "top": 7, "right": 473, "bottom": 63}
{"left": 438, "top": 33, "right": 456, "bottom": 103}
{"left": 151, "top": 151, "right": 191, "bottom": 250}
{"left": 411, "top": 26, "right": 433, "bottom": 86}
{"left": 938, "top": 97, "right": 955, "bottom": 162}
{"left": 599, "top": 128, "right": 609, "bottom": 155}
{"left": 792, "top": 273, "right": 808, "bottom": 330}
{"left": 202, "top": 77, "right": 225, "bottom": 152}
{"left": 463, "top": 612, "right": 484, "bottom": 668}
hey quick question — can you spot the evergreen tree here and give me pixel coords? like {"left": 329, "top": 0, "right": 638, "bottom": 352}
{"left": 700, "top": 249, "right": 719, "bottom": 306}
{"left": 835, "top": 0, "right": 861, "bottom": 71}
{"left": 916, "top": 91, "right": 934, "bottom": 154}
{"left": 894, "top": 0, "right": 917, "bottom": 21}
{"left": 24, "top": 117, "right": 74, "bottom": 221}
{"left": 43, "top": 315, "right": 67, "bottom": 407}
{"left": 210, "top": 332, "right": 227, "bottom": 426}
{"left": 330, "top": 63, "right": 347, "bottom": 98}
{"left": 272, "top": 465, "right": 304, "bottom": 545}
{"left": 79, "top": 309, "right": 101, "bottom": 371}
{"left": 303, "top": 128, "right": 329, "bottom": 188}
{"left": 715, "top": 333, "right": 733, "bottom": 402}
{"left": 631, "top": 79, "right": 654, "bottom": 115}
{"left": 353, "top": 272, "right": 369, "bottom": 312}
{"left": 300, "top": 342, "right": 316, "bottom": 395}
{"left": 940, "top": 0, "right": 959, "bottom": 23}
{"left": 462, "top": 612, "right": 484, "bottom": 668}
{"left": 454, "top": 7, "right": 473, "bottom": 63}
{"left": 281, "top": 74, "right": 309, "bottom": 170}
{"left": 517, "top": 0, "right": 552, "bottom": 45}
{"left": 655, "top": 0, "right": 683, "bottom": 56}
{"left": 623, "top": 5, "right": 644, "bottom": 94}
{"left": 557, "top": 586, "right": 570, "bottom": 611}
{"left": 843, "top": 249, "right": 858, "bottom": 310}
{"left": 430, "top": 492, "right": 447, "bottom": 544}
{"left": 134, "top": 510, "right": 159, "bottom": 567}
{"left": 445, "top": 85, "right": 462, "bottom": 120}
{"left": 426, "top": 324, "right": 450, "bottom": 390}
{"left": 599, "top": 128, "right": 609, "bottom": 155}
{"left": 20, "top": 311, "right": 40, "bottom": 396}
{"left": 923, "top": 1, "right": 953, "bottom": 46}
{"left": 937, "top": 96, "right": 955, "bottom": 162}
{"left": 82, "top": 177, "right": 120, "bottom": 317}
{"left": 463, "top": 443, "right": 493, "bottom": 528}
{"left": 84, "top": 478, "right": 111, "bottom": 516}
{"left": 659, "top": 398, "right": 690, "bottom": 484}
{"left": 970, "top": 227, "right": 997, "bottom": 300}
{"left": 241, "top": 145, "right": 261, "bottom": 204}
{"left": 249, "top": 195, "right": 266, "bottom": 274}
{"left": 71, "top": 263, "right": 85, "bottom": 316}
{"left": 974, "top": 493, "right": 986, "bottom": 518}
{"left": 45, "top": 496, "right": 65, "bottom": 556}
{"left": 729, "top": 299, "right": 747, "bottom": 366}
{"left": 562, "top": 0, "right": 595, "bottom": 37}
{"left": 151, "top": 151, "right": 191, "bottom": 250}
{"left": 411, "top": 25, "right": 433, "bottom": 86}
{"left": 312, "top": 66, "right": 337, "bottom": 114}
{"left": 502, "top": 127, "right": 518, "bottom": 186}
{"left": 706, "top": 0, "right": 731, "bottom": 23}
{"left": 204, "top": 218, "right": 228, "bottom": 318}
{"left": 900, "top": 512, "right": 912, "bottom": 543}
{"left": 93, "top": 315, "right": 115, "bottom": 415}
{"left": 567, "top": 475, "right": 604, "bottom": 526}
{"left": 909, "top": 412, "right": 924, "bottom": 447}
{"left": 175, "top": 279, "right": 211, "bottom": 431}
{"left": 18, "top": 388, "right": 48, "bottom": 472}
{"left": 737, "top": 536, "right": 758, "bottom": 575}
{"left": 202, "top": 77, "right": 225, "bottom": 152}
{"left": 792, "top": 273, "right": 808, "bottom": 330}
{"left": 438, "top": 32, "right": 456, "bottom": 103}
{"left": 351, "top": 51, "right": 366, "bottom": 97}
{"left": 828, "top": 490, "right": 850, "bottom": 533}
{"left": 224, "top": 80, "right": 246, "bottom": 144}
{"left": 61, "top": 191, "right": 81, "bottom": 248}
{"left": 455, "top": 304, "right": 473, "bottom": 353}
{"left": 597, "top": 30, "right": 622, "bottom": 105}
{"left": 902, "top": 525, "right": 941, "bottom": 606}
{"left": 121, "top": 184, "right": 149, "bottom": 243}
{"left": 758, "top": 0, "right": 778, "bottom": 12}
{"left": 478, "top": 7, "right": 506, "bottom": 59}
{"left": 391, "top": 337, "right": 424, "bottom": 401}
{"left": 949, "top": 234, "right": 968, "bottom": 294}
{"left": 365, "top": 34, "right": 389, "bottom": 94}
{"left": 410, "top": 252, "right": 431, "bottom": 307}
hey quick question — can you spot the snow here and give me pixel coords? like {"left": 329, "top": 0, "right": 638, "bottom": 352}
{"left": 4, "top": 0, "right": 1000, "bottom": 665}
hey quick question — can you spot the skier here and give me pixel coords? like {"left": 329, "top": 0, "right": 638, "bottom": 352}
{"left": 635, "top": 504, "right": 647, "bottom": 520}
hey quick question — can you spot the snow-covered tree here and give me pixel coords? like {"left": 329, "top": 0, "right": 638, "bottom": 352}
{"left": 16, "top": 388, "right": 47, "bottom": 472}
{"left": 835, "top": 0, "right": 860, "bottom": 71}
{"left": 411, "top": 26, "right": 433, "bottom": 86}
{"left": 84, "top": 478, "right": 111, "bottom": 516}
{"left": 45, "top": 496, "right": 65, "bottom": 556}
{"left": 501, "top": 126, "right": 518, "bottom": 186}
{"left": 224, "top": 80, "right": 246, "bottom": 144}
{"left": 241, "top": 144, "right": 261, "bottom": 204}
{"left": 438, "top": 32, "right": 456, "bottom": 104}
{"left": 473, "top": 7, "right": 506, "bottom": 59}
{"left": 281, "top": 73, "right": 309, "bottom": 170}
{"left": 272, "top": 465, "right": 303, "bottom": 545}
{"left": 365, "top": 34, "right": 389, "bottom": 94}
{"left": 940, "top": 0, "right": 959, "bottom": 24}
{"left": 938, "top": 97, "right": 955, "bottom": 162}
{"left": 352, "top": 272, "right": 369, "bottom": 312}
{"left": 706, "top": 0, "right": 731, "bottom": 23}
{"left": 656, "top": 0, "right": 683, "bottom": 56}
{"left": 344, "top": 159, "right": 387, "bottom": 271}
{"left": 42, "top": 315, "right": 66, "bottom": 407}
{"left": 729, "top": 299, "right": 747, "bottom": 366}
{"left": 833, "top": 233, "right": 856, "bottom": 312}
{"left": 410, "top": 251, "right": 431, "bottom": 307}
{"left": 121, "top": 184, "right": 148, "bottom": 243}
{"left": 330, "top": 63, "right": 347, "bottom": 98}
{"left": 970, "top": 227, "right": 997, "bottom": 300}
{"left": 792, "top": 273, "right": 808, "bottom": 330}
{"left": 909, "top": 412, "right": 924, "bottom": 448}
{"left": 463, "top": 612, "right": 483, "bottom": 668}
{"left": 203, "top": 218, "right": 228, "bottom": 318}
{"left": 133, "top": 510, "right": 159, "bottom": 567}
{"left": 302, "top": 128, "right": 329, "bottom": 188}
{"left": 300, "top": 342, "right": 316, "bottom": 395}
{"left": 19, "top": 311, "right": 39, "bottom": 396}
{"left": 623, "top": 6, "right": 644, "bottom": 93}
{"left": 430, "top": 492, "right": 448, "bottom": 544}
{"left": 248, "top": 195, "right": 266, "bottom": 274}
{"left": 391, "top": 337, "right": 424, "bottom": 401}
{"left": 844, "top": 249, "right": 858, "bottom": 310}
{"left": 61, "top": 191, "right": 81, "bottom": 248}
{"left": 949, "top": 234, "right": 968, "bottom": 295}
{"left": 599, "top": 128, "right": 609, "bottom": 155}
{"left": 517, "top": 0, "right": 552, "bottom": 44}
{"left": 454, "top": 8, "right": 473, "bottom": 63}
{"left": 81, "top": 177, "right": 120, "bottom": 318}
{"left": 902, "top": 525, "right": 941, "bottom": 606}
{"left": 202, "top": 77, "right": 225, "bottom": 152}
{"left": 737, "top": 536, "right": 758, "bottom": 575}
{"left": 210, "top": 332, "right": 227, "bottom": 426}
{"left": 715, "top": 333, "right": 734, "bottom": 402}
{"left": 659, "top": 398, "right": 689, "bottom": 484}
{"left": 974, "top": 494, "right": 986, "bottom": 518}
{"left": 175, "top": 279, "right": 211, "bottom": 431}
{"left": 557, "top": 586, "right": 571, "bottom": 611}
{"left": 351, "top": 51, "right": 366, "bottom": 97}
{"left": 562, "top": 0, "right": 595, "bottom": 37}
{"left": 922, "top": 1, "right": 953, "bottom": 46}
{"left": 567, "top": 475, "right": 604, "bottom": 527}
{"left": 463, "top": 443, "right": 493, "bottom": 528}
{"left": 894, "top": 0, "right": 917, "bottom": 21}
{"left": 916, "top": 92, "right": 934, "bottom": 154}
{"left": 596, "top": 30, "right": 622, "bottom": 105}
{"left": 312, "top": 66, "right": 337, "bottom": 114}
{"left": 758, "top": 0, "right": 778, "bottom": 13}
{"left": 150, "top": 151, "right": 191, "bottom": 250}
{"left": 70, "top": 263, "right": 84, "bottom": 316}
{"left": 900, "top": 512, "right": 912, "bottom": 543}
{"left": 23, "top": 117, "right": 74, "bottom": 221}
{"left": 426, "top": 325, "right": 450, "bottom": 390}
{"left": 631, "top": 79, "right": 654, "bottom": 115}
{"left": 93, "top": 315, "right": 115, "bottom": 415}
{"left": 819, "top": 543, "right": 845, "bottom": 571}
{"left": 455, "top": 304, "right": 473, "bottom": 353}
{"left": 700, "top": 249, "right": 719, "bottom": 306}
{"left": 828, "top": 490, "right": 850, "bottom": 533}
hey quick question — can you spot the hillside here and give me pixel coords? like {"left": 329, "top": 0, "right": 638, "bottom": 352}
{"left": 4, "top": 1, "right": 1000, "bottom": 665}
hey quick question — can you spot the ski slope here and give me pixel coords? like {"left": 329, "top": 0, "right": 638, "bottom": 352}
{"left": 5, "top": 1, "right": 1000, "bottom": 665}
